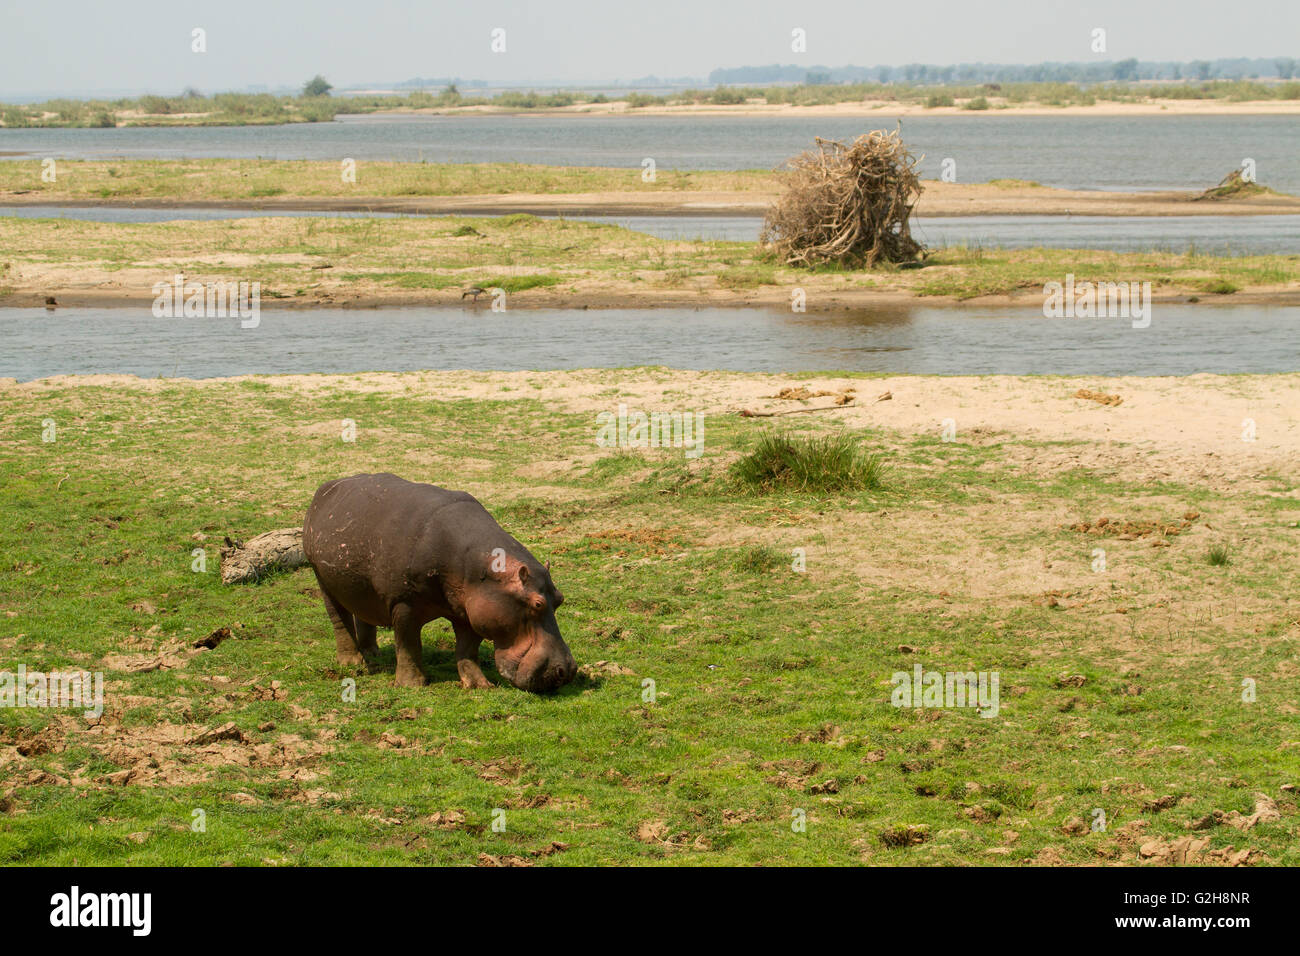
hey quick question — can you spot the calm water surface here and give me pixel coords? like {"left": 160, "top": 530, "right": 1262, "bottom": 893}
{"left": 2, "top": 114, "right": 1297, "bottom": 193}
{"left": 3, "top": 305, "right": 1295, "bottom": 381}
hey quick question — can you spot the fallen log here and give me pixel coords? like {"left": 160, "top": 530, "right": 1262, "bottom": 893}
{"left": 219, "top": 528, "right": 307, "bottom": 584}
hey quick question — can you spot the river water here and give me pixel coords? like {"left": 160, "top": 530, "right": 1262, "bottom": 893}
{"left": 2, "top": 113, "right": 1297, "bottom": 193}
{"left": 3, "top": 305, "right": 1295, "bottom": 381}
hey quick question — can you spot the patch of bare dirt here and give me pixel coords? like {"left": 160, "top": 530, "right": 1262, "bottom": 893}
{"left": 1137, "top": 835, "right": 1264, "bottom": 866}
{"left": 633, "top": 819, "right": 711, "bottom": 851}
{"left": 577, "top": 660, "right": 636, "bottom": 679}
{"left": 1185, "top": 794, "right": 1282, "bottom": 832}
{"left": 102, "top": 638, "right": 205, "bottom": 673}
{"left": 39, "top": 718, "right": 337, "bottom": 788}
{"left": 786, "top": 724, "right": 851, "bottom": 746}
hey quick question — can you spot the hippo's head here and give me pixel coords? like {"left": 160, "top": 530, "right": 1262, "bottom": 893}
{"left": 465, "top": 558, "right": 576, "bottom": 693}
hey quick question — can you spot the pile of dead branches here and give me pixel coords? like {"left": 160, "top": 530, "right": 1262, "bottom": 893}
{"left": 1195, "top": 167, "right": 1265, "bottom": 201}
{"left": 761, "top": 130, "right": 924, "bottom": 268}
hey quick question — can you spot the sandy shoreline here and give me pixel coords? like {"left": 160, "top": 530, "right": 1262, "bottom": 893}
{"left": 7, "top": 368, "right": 1297, "bottom": 487}
{"left": 4, "top": 181, "right": 1298, "bottom": 219}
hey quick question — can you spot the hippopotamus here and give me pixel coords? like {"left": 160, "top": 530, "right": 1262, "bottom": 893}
{"left": 301, "top": 473, "right": 576, "bottom": 693}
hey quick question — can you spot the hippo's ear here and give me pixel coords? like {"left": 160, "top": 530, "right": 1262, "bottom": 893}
{"left": 517, "top": 565, "right": 529, "bottom": 585}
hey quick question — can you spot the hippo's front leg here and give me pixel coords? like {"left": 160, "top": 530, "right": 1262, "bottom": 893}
{"left": 391, "top": 602, "right": 429, "bottom": 688}
{"left": 453, "top": 620, "right": 495, "bottom": 689}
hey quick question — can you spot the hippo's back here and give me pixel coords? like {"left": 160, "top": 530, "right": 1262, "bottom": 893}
{"left": 302, "top": 473, "right": 476, "bottom": 571}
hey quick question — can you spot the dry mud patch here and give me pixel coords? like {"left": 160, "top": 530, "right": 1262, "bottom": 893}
{"left": 2, "top": 710, "right": 333, "bottom": 804}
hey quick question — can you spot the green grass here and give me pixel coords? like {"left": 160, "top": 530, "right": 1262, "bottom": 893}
{"left": 0, "top": 372, "right": 1295, "bottom": 865}
{"left": 1207, "top": 544, "right": 1232, "bottom": 566}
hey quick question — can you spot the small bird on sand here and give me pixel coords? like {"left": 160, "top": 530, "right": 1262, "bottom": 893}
{"left": 461, "top": 286, "right": 486, "bottom": 303}
{"left": 44, "top": 296, "right": 57, "bottom": 310}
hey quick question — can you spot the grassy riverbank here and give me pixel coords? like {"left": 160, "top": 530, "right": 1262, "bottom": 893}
{"left": 0, "top": 160, "right": 772, "bottom": 201}
{"left": 1, "top": 370, "right": 1296, "bottom": 865}
{"left": 0, "top": 213, "right": 1296, "bottom": 308}
{"left": 4, "top": 161, "right": 1297, "bottom": 220}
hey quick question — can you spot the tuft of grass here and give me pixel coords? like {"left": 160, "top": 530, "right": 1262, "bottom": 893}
{"left": 1207, "top": 544, "right": 1232, "bottom": 566}
{"left": 732, "top": 434, "right": 883, "bottom": 493}
{"left": 1201, "top": 279, "right": 1239, "bottom": 295}
{"left": 731, "top": 545, "right": 786, "bottom": 573}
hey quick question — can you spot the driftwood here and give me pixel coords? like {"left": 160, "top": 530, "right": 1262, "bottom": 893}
{"left": 740, "top": 388, "right": 890, "bottom": 417}
{"left": 219, "top": 528, "right": 307, "bottom": 585}
{"left": 739, "top": 403, "right": 856, "bottom": 418}
{"left": 761, "top": 130, "right": 924, "bottom": 268}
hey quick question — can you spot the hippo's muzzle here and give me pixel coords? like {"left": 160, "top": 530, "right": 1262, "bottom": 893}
{"left": 495, "top": 622, "right": 577, "bottom": 693}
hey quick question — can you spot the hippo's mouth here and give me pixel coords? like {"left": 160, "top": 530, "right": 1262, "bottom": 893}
{"left": 495, "top": 632, "right": 577, "bottom": 693}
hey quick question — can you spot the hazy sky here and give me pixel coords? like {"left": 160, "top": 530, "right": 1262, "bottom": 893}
{"left": 3, "top": 0, "right": 1296, "bottom": 95}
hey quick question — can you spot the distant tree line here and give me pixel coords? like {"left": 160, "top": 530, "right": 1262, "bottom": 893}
{"left": 711, "top": 57, "right": 1300, "bottom": 86}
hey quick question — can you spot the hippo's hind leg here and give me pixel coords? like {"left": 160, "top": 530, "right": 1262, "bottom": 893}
{"left": 391, "top": 602, "right": 429, "bottom": 688}
{"left": 314, "top": 573, "right": 367, "bottom": 670}
{"left": 452, "top": 619, "right": 495, "bottom": 690}
{"left": 354, "top": 620, "right": 379, "bottom": 657}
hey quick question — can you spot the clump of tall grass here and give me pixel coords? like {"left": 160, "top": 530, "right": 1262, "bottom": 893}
{"left": 732, "top": 434, "right": 883, "bottom": 492}
{"left": 731, "top": 545, "right": 786, "bottom": 572}
{"left": 1206, "top": 544, "right": 1231, "bottom": 566}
